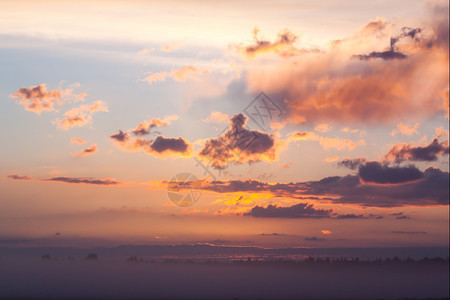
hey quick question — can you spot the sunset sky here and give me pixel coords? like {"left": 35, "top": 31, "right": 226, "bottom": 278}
{"left": 0, "top": 0, "right": 448, "bottom": 249}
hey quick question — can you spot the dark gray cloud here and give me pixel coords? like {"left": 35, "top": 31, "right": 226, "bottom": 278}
{"left": 244, "top": 203, "right": 332, "bottom": 218}
{"left": 353, "top": 27, "right": 422, "bottom": 61}
{"left": 390, "top": 212, "right": 410, "bottom": 220}
{"left": 353, "top": 50, "right": 407, "bottom": 61}
{"left": 335, "top": 214, "right": 367, "bottom": 219}
{"left": 384, "top": 138, "right": 449, "bottom": 163}
{"left": 110, "top": 127, "right": 191, "bottom": 156}
{"left": 304, "top": 237, "right": 325, "bottom": 241}
{"left": 110, "top": 130, "right": 129, "bottom": 142}
{"left": 359, "top": 161, "right": 424, "bottom": 184}
{"left": 392, "top": 231, "right": 427, "bottom": 235}
{"left": 203, "top": 167, "right": 449, "bottom": 207}
{"left": 150, "top": 136, "right": 189, "bottom": 153}
{"left": 45, "top": 177, "right": 120, "bottom": 185}
{"left": 337, "top": 158, "right": 367, "bottom": 170}
{"left": 244, "top": 203, "right": 380, "bottom": 219}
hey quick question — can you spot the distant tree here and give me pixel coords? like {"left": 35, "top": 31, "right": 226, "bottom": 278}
{"left": 84, "top": 253, "right": 98, "bottom": 261}
{"left": 41, "top": 254, "right": 51, "bottom": 260}
{"left": 126, "top": 256, "right": 138, "bottom": 263}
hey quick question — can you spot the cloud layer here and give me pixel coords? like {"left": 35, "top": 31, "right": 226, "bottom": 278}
{"left": 245, "top": 7, "right": 449, "bottom": 125}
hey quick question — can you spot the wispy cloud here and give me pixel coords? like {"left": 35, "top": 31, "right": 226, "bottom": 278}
{"left": 7, "top": 174, "right": 31, "bottom": 180}
{"left": 44, "top": 176, "right": 120, "bottom": 185}
{"left": 143, "top": 66, "right": 209, "bottom": 84}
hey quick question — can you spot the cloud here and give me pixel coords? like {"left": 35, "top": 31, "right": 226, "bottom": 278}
{"left": 390, "top": 212, "right": 410, "bottom": 220}
{"left": 110, "top": 130, "right": 129, "bottom": 142}
{"left": 56, "top": 100, "right": 108, "bottom": 130}
{"left": 198, "top": 114, "right": 280, "bottom": 169}
{"left": 321, "top": 230, "right": 332, "bottom": 235}
{"left": 353, "top": 50, "right": 407, "bottom": 61}
{"left": 279, "top": 162, "right": 293, "bottom": 169}
{"left": 110, "top": 132, "right": 191, "bottom": 157}
{"left": 143, "top": 66, "right": 208, "bottom": 84}
{"left": 72, "top": 144, "right": 98, "bottom": 157}
{"left": 289, "top": 131, "right": 365, "bottom": 151}
{"left": 202, "top": 166, "right": 449, "bottom": 207}
{"left": 149, "top": 136, "right": 190, "bottom": 153}
{"left": 305, "top": 237, "right": 325, "bottom": 241}
{"left": 337, "top": 158, "right": 367, "bottom": 170}
{"left": 161, "top": 42, "right": 180, "bottom": 52}
{"left": 336, "top": 213, "right": 368, "bottom": 219}
{"left": 44, "top": 177, "right": 120, "bottom": 185}
{"left": 132, "top": 115, "right": 178, "bottom": 136}
{"left": 202, "top": 111, "right": 230, "bottom": 124}
{"left": 10, "top": 83, "right": 86, "bottom": 114}
{"left": 110, "top": 120, "right": 191, "bottom": 158}
{"left": 244, "top": 203, "right": 378, "bottom": 219}
{"left": 384, "top": 138, "right": 449, "bottom": 163}
{"left": 70, "top": 137, "right": 87, "bottom": 144}
{"left": 10, "top": 84, "right": 62, "bottom": 114}
{"left": 325, "top": 156, "right": 339, "bottom": 163}
{"left": 353, "top": 27, "right": 422, "bottom": 61}
{"left": 7, "top": 175, "right": 31, "bottom": 180}
{"left": 244, "top": 203, "right": 332, "bottom": 218}
{"left": 435, "top": 127, "right": 448, "bottom": 138}
{"left": 314, "top": 123, "right": 332, "bottom": 133}
{"left": 236, "top": 27, "right": 313, "bottom": 58}
{"left": 391, "top": 123, "right": 419, "bottom": 136}
{"left": 391, "top": 231, "right": 427, "bottom": 235}
{"left": 245, "top": 10, "right": 449, "bottom": 126}
{"left": 359, "top": 161, "right": 424, "bottom": 185}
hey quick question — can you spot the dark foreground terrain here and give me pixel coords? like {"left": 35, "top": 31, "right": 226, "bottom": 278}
{"left": 0, "top": 255, "right": 448, "bottom": 299}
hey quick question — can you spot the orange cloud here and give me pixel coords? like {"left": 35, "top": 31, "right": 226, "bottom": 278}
{"left": 236, "top": 27, "right": 314, "bottom": 58}
{"left": 391, "top": 123, "right": 419, "bottom": 136}
{"left": 325, "top": 156, "right": 339, "bottom": 163}
{"left": 246, "top": 12, "right": 449, "bottom": 125}
{"left": 56, "top": 100, "right": 108, "bottom": 130}
{"left": 160, "top": 42, "right": 180, "bottom": 52}
{"left": 202, "top": 111, "right": 229, "bottom": 124}
{"left": 10, "top": 84, "right": 62, "bottom": 114}
{"left": 321, "top": 230, "right": 332, "bottom": 235}
{"left": 10, "top": 83, "right": 87, "bottom": 114}
{"left": 288, "top": 131, "right": 365, "bottom": 151}
{"left": 279, "top": 162, "right": 293, "bottom": 169}
{"left": 143, "top": 66, "right": 208, "bottom": 84}
{"left": 314, "top": 123, "right": 332, "bottom": 133}
{"left": 198, "top": 114, "right": 282, "bottom": 169}
{"left": 72, "top": 144, "right": 98, "bottom": 157}
{"left": 70, "top": 137, "right": 87, "bottom": 144}
{"left": 319, "top": 137, "right": 365, "bottom": 151}
{"left": 435, "top": 127, "right": 448, "bottom": 138}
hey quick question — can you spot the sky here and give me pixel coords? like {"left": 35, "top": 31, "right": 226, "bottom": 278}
{"left": 0, "top": 0, "right": 448, "bottom": 249}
